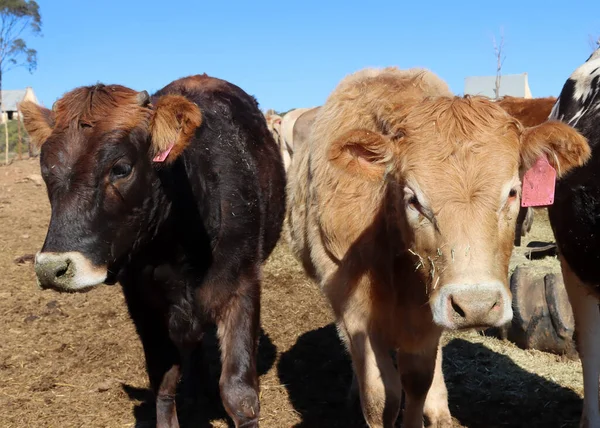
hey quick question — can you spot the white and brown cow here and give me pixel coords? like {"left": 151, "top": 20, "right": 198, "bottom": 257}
{"left": 286, "top": 67, "right": 590, "bottom": 427}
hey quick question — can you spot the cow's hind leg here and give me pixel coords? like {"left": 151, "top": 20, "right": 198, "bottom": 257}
{"left": 216, "top": 275, "right": 261, "bottom": 428}
{"left": 396, "top": 341, "right": 440, "bottom": 428}
{"left": 561, "top": 256, "right": 600, "bottom": 428}
{"left": 338, "top": 316, "right": 402, "bottom": 428}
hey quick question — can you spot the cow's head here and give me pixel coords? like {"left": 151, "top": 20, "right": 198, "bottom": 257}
{"left": 329, "top": 96, "right": 590, "bottom": 329}
{"left": 20, "top": 84, "right": 202, "bottom": 291}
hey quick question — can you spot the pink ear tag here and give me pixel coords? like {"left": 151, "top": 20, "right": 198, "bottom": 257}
{"left": 152, "top": 143, "right": 174, "bottom": 162}
{"left": 521, "top": 156, "right": 556, "bottom": 207}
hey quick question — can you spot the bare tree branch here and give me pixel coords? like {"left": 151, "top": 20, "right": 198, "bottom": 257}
{"left": 492, "top": 27, "right": 506, "bottom": 100}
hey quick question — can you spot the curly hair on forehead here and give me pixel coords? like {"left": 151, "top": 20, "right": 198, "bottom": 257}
{"left": 400, "top": 96, "right": 522, "bottom": 156}
{"left": 52, "top": 84, "right": 152, "bottom": 132}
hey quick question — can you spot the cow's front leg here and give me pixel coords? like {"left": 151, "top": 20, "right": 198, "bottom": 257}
{"left": 561, "top": 256, "right": 600, "bottom": 428}
{"left": 156, "top": 364, "right": 181, "bottom": 428}
{"left": 338, "top": 315, "right": 402, "bottom": 428}
{"left": 123, "top": 287, "right": 182, "bottom": 428}
{"left": 422, "top": 344, "right": 452, "bottom": 428}
{"left": 216, "top": 277, "right": 261, "bottom": 427}
{"left": 397, "top": 342, "right": 439, "bottom": 428}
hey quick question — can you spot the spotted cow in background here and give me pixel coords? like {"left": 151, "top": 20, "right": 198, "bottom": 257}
{"left": 547, "top": 48, "right": 600, "bottom": 428}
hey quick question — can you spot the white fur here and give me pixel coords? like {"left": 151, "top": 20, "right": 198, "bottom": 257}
{"left": 431, "top": 282, "right": 513, "bottom": 329}
{"left": 552, "top": 50, "right": 600, "bottom": 127}
{"left": 562, "top": 256, "right": 600, "bottom": 428}
{"left": 35, "top": 251, "right": 107, "bottom": 291}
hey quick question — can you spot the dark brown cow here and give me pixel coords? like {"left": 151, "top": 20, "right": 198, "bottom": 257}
{"left": 20, "top": 74, "right": 286, "bottom": 428}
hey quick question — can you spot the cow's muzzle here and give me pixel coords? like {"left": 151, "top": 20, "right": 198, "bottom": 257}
{"left": 431, "top": 282, "right": 513, "bottom": 329}
{"left": 34, "top": 252, "right": 107, "bottom": 292}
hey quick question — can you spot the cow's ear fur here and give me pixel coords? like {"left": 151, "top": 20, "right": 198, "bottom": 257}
{"left": 19, "top": 101, "right": 55, "bottom": 148}
{"left": 520, "top": 120, "right": 591, "bottom": 177}
{"left": 328, "top": 129, "right": 392, "bottom": 181}
{"left": 150, "top": 95, "right": 202, "bottom": 163}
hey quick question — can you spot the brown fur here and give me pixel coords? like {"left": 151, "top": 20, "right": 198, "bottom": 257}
{"left": 286, "top": 66, "right": 590, "bottom": 427}
{"left": 520, "top": 120, "right": 590, "bottom": 176}
{"left": 497, "top": 96, "right": 557, "bottom": 128}
{"left": 149, "top": 95, "right": 202, "bottom": 162}
{"left": 20, "top": 84, "right": 203, "bottom": 165}
{"left": 18, "top": 100, "right": 55, "bottom": 147}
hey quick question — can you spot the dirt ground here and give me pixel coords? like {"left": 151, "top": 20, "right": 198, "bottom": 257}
{"left": 0, "top": 158, "right": 584, "bottom": 428}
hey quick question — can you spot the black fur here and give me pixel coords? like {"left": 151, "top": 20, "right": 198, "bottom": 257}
{"left": 548, "top": 50, "right": 600, "bottom": 292}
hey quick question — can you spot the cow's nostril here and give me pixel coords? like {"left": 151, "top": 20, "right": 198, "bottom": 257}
{"left": 55, "top": 264, "right": 68, "bottom": 278}
{"left": 54, "top": 259, "right": 71, "bottom": 279}
{"left": 450, "top": 297, "right": 466, "bottom": 318}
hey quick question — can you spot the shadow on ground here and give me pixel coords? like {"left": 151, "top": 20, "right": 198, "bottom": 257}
{"left": 278, "top": 325, "right": 582, "bottom": 428}
{"left": 122, "top": 326, "right": 277, "bottom": 428}
{"left": 444, "top": 338, "right": 581, "bottom": 428}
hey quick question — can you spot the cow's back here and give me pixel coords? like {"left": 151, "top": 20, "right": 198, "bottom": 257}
{"left": 496, "top": 96, "right": 556, "bottom": 127}
{"left": 153, "top": 75, "right": 286, "bottom": 262}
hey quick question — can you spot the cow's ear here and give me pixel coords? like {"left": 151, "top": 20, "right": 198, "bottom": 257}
{"left": 328, "top": 129, "right": 392, "bottom": 181}
{"left": 19, "top": 101, "right": 55, "bottom": 148}
{"left": 520, "top": 121, "right": 591, "bottom": 177}
{"left": 150, "top": 95, "right": 202, "bottom": 164}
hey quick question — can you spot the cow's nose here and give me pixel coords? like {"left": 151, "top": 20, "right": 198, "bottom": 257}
{"left": 35, "top": 253, "right": 73, "bottom": 289}
{"left": 448, "top": 290, "right": 502, "bottom": 327}
{"left": 432, "top": 282, "right": 513, "bottom": 329}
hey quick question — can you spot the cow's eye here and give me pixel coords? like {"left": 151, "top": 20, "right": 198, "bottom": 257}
{"left": 110, "top": 162, "right": 133, "bottom": 181}
{"left": 408, "top": 195, "right": 421, "bottom": 210}
{"left": 508, "top": 188, "right": 518, "bottom": 199}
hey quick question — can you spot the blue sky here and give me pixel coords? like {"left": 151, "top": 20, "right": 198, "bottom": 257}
{"left": 5, "top": 0, "right": 600, "bottom": 112}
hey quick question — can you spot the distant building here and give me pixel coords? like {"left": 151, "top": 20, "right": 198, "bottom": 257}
{"left": 0, "top": 87, "right": 40, "bottom": 123}
{"left": 464, "top": 73, "right": 532, "bottom": 99}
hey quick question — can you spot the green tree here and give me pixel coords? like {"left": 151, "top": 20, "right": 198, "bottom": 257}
{"left": 0, "top": 0, "right": 41, "bottom": 164}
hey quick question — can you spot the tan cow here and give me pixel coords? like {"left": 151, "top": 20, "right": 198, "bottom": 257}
{"left": 280, "top": 107, "right": 315, "bottom": 171}
{"left": 292, "top": 106, "right": 320, "bottom": 153}
{"left": 264, "top": 108, "right": 284, "bottom": 158}
{"left": 285, "top": 67, "right": 589, "bottom": 427}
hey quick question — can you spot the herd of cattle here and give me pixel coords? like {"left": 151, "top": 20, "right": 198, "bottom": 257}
{"left": 14, "top": 47, "right": 600, "bottom": 428}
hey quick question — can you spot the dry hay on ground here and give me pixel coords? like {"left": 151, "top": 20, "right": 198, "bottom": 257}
{"left": 0, "top": 158, "right": 583, "bottom": 427}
